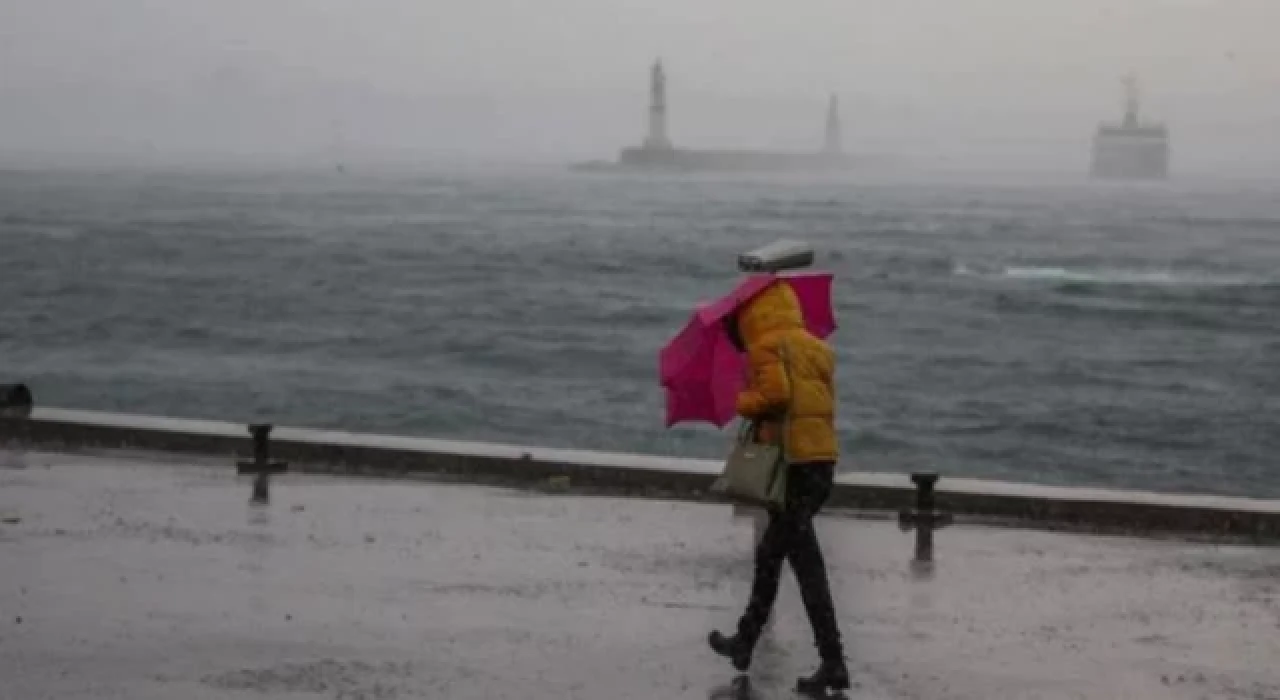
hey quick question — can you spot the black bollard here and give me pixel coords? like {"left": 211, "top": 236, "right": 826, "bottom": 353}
{"left": 236, "top": 424, "right": 287, "bottom": 505}
{"left": 898, "top": 472, "right": 953, "bottom": 563}
{"left": 0, "top": 384, "right": 33, "bottom": 418}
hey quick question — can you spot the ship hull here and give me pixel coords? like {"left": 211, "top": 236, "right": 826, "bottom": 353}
{"left": 1090, "top": 126, "right": 1170, "bottom": 180}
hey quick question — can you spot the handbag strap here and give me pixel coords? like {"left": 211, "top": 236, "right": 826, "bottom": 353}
{"left": 740, "top": 340, "right": 795, "bottom": 451}
{"left": 776, "top": 340, "right": 794, "bottom": 460}
{"left": 764, "top": 341, "right": 794, "bottom": 504}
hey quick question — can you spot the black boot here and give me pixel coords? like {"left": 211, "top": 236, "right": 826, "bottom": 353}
{"left": 796, "top": 657, "right": 850, "bottom": 695}
{"left": 708, "top": 630, "right": 752, "bottom": 672}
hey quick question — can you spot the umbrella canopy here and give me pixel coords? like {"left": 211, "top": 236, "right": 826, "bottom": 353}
{"left": 659, "top": 272, "right": 836, "bottom": 428}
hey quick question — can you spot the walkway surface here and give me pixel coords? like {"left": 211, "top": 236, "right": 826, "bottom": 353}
{"left": 2, "top": 449, "right": 1279, "bottom": 699}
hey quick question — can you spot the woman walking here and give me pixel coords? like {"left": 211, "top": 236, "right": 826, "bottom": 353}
{"left": 709, "top": 278, "right": 849, "bottom": 694}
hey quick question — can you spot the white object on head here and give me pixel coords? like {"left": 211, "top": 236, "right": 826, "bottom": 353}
{"left": 737, "top": 240, "right": 815, "bottom": 273}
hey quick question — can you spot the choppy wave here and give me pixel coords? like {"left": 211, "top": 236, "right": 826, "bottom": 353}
{"left": 956, "top": 263, "right": 1267, "bottom": 289}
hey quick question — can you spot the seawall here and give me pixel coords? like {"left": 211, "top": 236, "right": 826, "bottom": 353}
{"left": 3, "top": 407, "right": 1278, "bottom": 542}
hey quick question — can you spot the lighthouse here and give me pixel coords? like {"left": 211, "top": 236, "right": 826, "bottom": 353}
{"left": 823, "top": 95, "right": 842, "bottom": 156}
{"left": 643, "top": 60, "right": 673, "bottom": 151}
{"left": 612, "top": 59, "right": 857, "bottom": 172}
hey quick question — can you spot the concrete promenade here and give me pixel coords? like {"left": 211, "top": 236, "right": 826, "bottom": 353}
{"left": 3, "top": 450, "right": 1279, "bottom": 699}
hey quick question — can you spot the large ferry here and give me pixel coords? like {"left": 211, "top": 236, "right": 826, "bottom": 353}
{"left": 1090, "top": 76, "right": 1170, "bottom": 180}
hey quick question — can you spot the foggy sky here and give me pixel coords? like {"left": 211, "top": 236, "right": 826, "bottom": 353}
{"left": 1, "top": 0, "right": 1276, "bottom": 173}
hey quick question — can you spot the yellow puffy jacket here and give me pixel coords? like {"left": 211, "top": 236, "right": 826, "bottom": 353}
{"left": 734, "top": 279, "right": 839, "bottom": 464}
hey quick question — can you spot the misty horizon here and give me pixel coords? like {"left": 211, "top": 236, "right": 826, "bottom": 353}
{"left": 1, "top": 0, "right": 1276, "bottom": 175}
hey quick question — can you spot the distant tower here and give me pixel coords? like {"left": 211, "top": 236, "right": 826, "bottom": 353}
{"left": 330, "top": 119, "right": 349, "bottom": 175}
{"left": 1090, "top": 73, "right": 1170, "bottom": 180}
{"left": 1121, "top": 74, "right": 1140, "bottom": 127}
{"left": 823, "top": 94, "right": 842, "bottom": 155}
{"left": 643, "top": 60, "right": 673, "bottom": 151}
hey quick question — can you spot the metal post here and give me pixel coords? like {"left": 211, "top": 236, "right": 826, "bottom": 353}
{"left": 898, "top": 472, "right": 953, "bottom": 564}
{"left": 0, "top": 385, "right": 33, "bottom": 470}
{"left": 236, "top": 424, "right": 287, "bottom": 505}
{"left": 0, "top": 384, "right": 33, "bottom": 418}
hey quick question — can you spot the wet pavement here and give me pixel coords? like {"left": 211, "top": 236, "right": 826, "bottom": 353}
{"left": 2, "top": 450, "right": 1279, "bottom": 700}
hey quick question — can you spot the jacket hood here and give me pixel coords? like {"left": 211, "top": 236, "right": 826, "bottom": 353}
{"left": 737, "top": 279, "right": 804, "bottom": 346}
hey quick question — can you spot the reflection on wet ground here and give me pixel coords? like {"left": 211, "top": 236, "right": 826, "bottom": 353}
{"left": 2, "top": 451, "right": 1279, "bottom": 699}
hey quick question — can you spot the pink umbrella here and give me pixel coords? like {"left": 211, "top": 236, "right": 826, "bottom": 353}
{"left": 659, "top": 272, "right": 836, "bottom": 428}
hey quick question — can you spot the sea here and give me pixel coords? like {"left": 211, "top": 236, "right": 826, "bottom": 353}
{"left": 1, "top": 165, "right": 1277, "bottom": 498}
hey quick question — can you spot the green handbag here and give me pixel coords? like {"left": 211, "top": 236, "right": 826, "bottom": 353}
{"left": 716, "top": 343, "right": 793, "bottom": 511}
